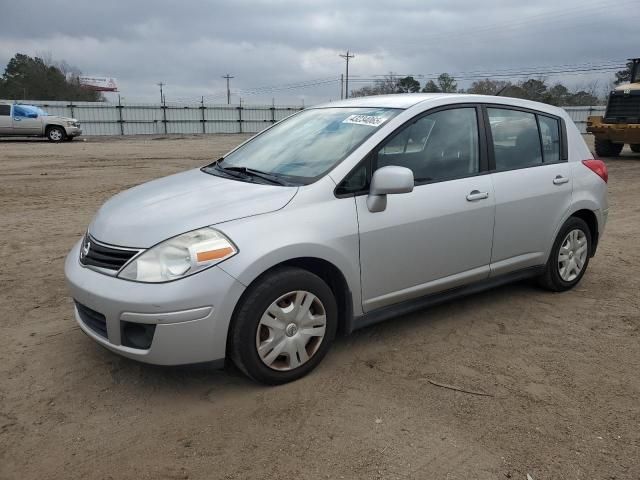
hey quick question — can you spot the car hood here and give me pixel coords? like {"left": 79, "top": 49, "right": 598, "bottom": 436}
{"left": 89, "top": 168, "right": 298, "bottom": 247}
{"left": 47, "top": 115, "right": 77, "bottom": 122}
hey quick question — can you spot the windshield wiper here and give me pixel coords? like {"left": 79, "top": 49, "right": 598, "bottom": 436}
{"left": 221, "top": 166, "right": 290, "bottom": 186}
{"left": 210, "top": 161, "right": 250, "bottom": 180}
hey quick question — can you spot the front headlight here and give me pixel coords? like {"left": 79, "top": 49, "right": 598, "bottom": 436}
{"left": 118, "top": 227, "right": 237, "bottom": 283}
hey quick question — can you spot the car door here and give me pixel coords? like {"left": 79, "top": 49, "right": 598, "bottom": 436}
{"left": 11, "top": 105, "right": 42, "bottom": 135}
{"left": 486, "top": 106, "right": 573, "bottom": 275}
{"left": 348, "top": 105, "right": 496, "bottom": 312}
{"left": 0, "top": 104, "right": 12, "bottom": 134}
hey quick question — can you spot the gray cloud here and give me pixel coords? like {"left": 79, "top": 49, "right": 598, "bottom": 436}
{"left": 1, "top": 0, "right": 637, "bottom": 103}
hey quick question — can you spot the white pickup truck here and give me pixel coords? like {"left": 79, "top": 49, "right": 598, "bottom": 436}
{"left": 0, "top": 104, "right": 82, "bottom": 141}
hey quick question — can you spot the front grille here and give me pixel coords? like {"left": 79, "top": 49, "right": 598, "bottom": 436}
{"left": 605, "top": 91, "right": 640, "bottom": 123}
{"left": 79, "top": 235, "right": 140, "bottom": 271}
{"left": 75, "top": 301, "right": 108, "bottom": 338}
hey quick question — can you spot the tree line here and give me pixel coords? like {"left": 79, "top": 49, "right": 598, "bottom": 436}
{"left": 0, "top": 53, "right": 104, "bottom": 102}
{"left": 350, "top": 62, "right": 636, "bottom": 106}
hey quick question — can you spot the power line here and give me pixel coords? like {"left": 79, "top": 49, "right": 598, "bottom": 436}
{"left": 339, "top": 50, "right": 355, "bottom": 99}
{"left": 356, "top": 60, "right": 626, "bottom": 79}
{"left": 232, "top": 77, "right": 339, "bottom": 96}
{"left": 350, "top": 61, "right": 627, "bottom": 85}
{"left": 166, "top": 60, "right": 627, "bottom": 105}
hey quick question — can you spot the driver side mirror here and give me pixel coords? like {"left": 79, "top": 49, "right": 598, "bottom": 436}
{"left": 367, "top": 166, "right": 414, "bottom": 213}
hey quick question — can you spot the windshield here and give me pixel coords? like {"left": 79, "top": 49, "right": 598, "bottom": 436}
{"left": 14, "top": 105, "right": 48, "bottom": 117}
{"left": 210, "top": 107, "right": 400, "bottom": 184}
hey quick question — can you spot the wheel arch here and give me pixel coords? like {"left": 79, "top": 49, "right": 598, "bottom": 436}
{"left": 569, "top": 208, "right": 599, "bottom": 256}
{"left": 224, "top": 256, "right": 355, "bottom": 358}
{"left": 45, "top": 123, "right": 66, "bottom": 137}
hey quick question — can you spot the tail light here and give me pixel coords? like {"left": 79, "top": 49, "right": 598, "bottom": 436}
{"left": 582, "top": 159, "right": 608, "bottom": 183}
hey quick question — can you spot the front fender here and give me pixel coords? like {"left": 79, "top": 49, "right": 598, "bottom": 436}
{"left": 215, "top": 194, "right": 363, "bottom": 316}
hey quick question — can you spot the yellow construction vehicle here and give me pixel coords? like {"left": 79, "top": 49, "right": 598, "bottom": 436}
{"left": 587, "top": 58, "right": 640, "bottom": 157}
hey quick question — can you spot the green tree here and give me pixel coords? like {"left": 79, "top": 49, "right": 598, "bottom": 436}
{"left": 350, "top": 74, "right": 399, "bottom": 97}
{"left": 544, "top": 83, "right": 570, "bottom": 105}
{"left": 396, "top": 76, "right": 421, "bottom": 93}
{"left": 565, "top": 90, "right": 599, "bottom": 106}
{"left": 467, "top": 79, "right": 512, "bottom": 95}
{"left": 436, "top": 73, "right": 457, "bottom": 93}
{"left": 0, "top": 53, "right": 104, "bottom": 101}
{"left": 421, "top": 80, "right": 440, "bottom": 93}
{"left": 518, "top": 79, "right": 547, "bottom": 102}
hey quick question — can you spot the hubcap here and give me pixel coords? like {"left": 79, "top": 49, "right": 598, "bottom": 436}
{"left": 256, "top": 290, "right": 327, "bottom": 371}
{"left": 558, "top": 228, "right": 588, "bottom": 282}
{"left": 285, "top": 323, "right": 298, "bottom": 337}
{"left": 50, "top": 129, "right": 62, "bottom": 140}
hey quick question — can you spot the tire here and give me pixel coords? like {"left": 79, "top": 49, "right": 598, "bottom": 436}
{"left": 631, "top": 144, "right": 640, "bottom": 153}
{"left": 538, "top": 217, "right": 591, "bottom": 292}
{"left": 229, "top": 267, "right": 338, "bottom": 385}
{"left": 46, "top": 126, "right": 66, "bottom": 142}
{"left": 594, "top": 138, "right": 623, "bottom": 157}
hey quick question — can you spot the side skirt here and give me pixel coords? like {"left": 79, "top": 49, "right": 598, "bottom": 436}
{"left": 346, "top": 266, "right": 545, "bottom": 333}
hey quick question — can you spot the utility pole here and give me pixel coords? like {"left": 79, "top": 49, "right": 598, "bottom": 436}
{"left": 157, "top": 82, "right": 167, "bottom": 134}
{"left": 340, "top": 74, "right": 344, "bottom": 100}
{"left": 222, "top": 74, "right": 234, "bottom": 104}
{"left": 339, "top": 50, "right": 355, "bottom": 99}
{"left": 157, "top": 82, "right": 165, "bottom": 105}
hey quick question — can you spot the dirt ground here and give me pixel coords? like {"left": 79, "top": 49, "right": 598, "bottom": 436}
{"left": 1, "top": 134, "right": 639, "bottom": 480}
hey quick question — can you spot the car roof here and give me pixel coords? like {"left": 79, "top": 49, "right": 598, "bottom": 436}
{"left": 315, "top": 93, "right": 450, "bottom": 109}
{"left": 313, "top": 93, "right": 565, "bottom": 116}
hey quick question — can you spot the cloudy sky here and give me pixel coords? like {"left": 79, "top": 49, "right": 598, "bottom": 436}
{"left": 1, "top": 0, "right": 638, "bottom": 105}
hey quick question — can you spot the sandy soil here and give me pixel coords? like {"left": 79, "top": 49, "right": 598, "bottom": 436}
{"left": 0, "top": 134, "right": 639, "bottom": 480}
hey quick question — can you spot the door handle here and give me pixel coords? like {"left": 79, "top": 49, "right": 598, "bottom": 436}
{"left": 13, "top": 117, "right": 21, "bottom": 121}
{"left": 553, "top": 175, "right": 569, "bottom": 185}
{"left": 466, "top": 190, "right": 489, "bottom": 201}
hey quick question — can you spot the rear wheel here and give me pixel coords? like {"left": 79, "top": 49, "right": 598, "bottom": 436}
{"left": 229, "top": 267, "right": 338, "bottom": 384}
{"left": 46, "top": 126, "right": 66, "bottom": 142}
{"left": 594, "top": 138, "right": 623, "bottom": 157}
{"left": 630, "top": 144, "right": 640, "bottom": 153}
{"left": 539, "top": 217, "right": 591, "bottom": 292}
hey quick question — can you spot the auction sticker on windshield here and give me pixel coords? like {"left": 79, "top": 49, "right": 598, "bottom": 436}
{"left": 342, "top": 114, "right": 387, "bottom": 127}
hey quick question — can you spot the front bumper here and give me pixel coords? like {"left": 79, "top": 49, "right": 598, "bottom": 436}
{"left": 64, "top": 240, "right": 246, "bottom": 365}
{"left": 64, "top": 126, "right": 82, "bottom": 137}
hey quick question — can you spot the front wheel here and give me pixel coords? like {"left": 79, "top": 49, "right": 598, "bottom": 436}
{"left": 46, "top": 126, "right": 66, "bottom": 142}
{"left": 229, "top": 267, "right": 338, "bottom": 384}
{"left": 538, "top": 217, "right": 591, "bottom": 292}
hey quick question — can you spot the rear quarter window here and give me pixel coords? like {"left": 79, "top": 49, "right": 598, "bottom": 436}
{"left": 0, "top": 105, "right": 10, "bottom": 116}
{"left": 538, "top": 115, "right": 561, "bottom": 163}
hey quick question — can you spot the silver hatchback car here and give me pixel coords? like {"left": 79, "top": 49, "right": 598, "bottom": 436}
{"left": 65, "top": 94, "right": 608, "bottom": 384}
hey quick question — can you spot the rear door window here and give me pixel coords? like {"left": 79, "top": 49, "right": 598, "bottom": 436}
{"left": 0, "top": 105, "right": 10, "bottom": 116}
{"left": 488, "top": 108, "right": 542, "bottom": 170}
